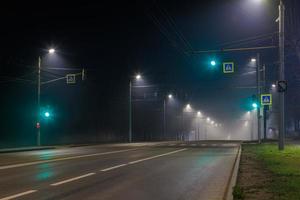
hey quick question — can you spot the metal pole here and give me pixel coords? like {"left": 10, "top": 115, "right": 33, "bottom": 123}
{"left": 37, "top": 56, "right": 41, "bottom": 146}
{"left": 263, "top": 65, "right": 267, "bottom": 140}
{"left": 163, "top": 99, "right": 166, "bottom": 140}
{"left": 278, "top": 0, "right": 285, "bottom": 150}
{"left": 129, "top": 81, "right": 132, "bottom": 143}
{"left": 256, "top": 53, "right": 261, "bottom": 143}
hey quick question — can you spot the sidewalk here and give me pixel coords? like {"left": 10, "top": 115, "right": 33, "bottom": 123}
{"left": 0, "top": 146, "right": 56, "bottom": 153}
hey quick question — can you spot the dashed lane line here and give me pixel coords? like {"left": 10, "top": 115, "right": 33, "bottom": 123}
{"left": 50, "top": 173, "right": 96, "bottom": 186}
{"left": 0, "top": 149, "right": 137, "bottom": 170}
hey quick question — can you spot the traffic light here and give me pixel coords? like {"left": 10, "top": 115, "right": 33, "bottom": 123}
{"left": 44, "top": 111, "right": 50, "bottom": 118}
{"left": 252, "top": 103, "right": 258, "bottom": 109}
{"left": 210, "top": 60, "right": 216, "bottom": 66}
{"left": 251, "top": 95, "right": 258, "bottom": 110}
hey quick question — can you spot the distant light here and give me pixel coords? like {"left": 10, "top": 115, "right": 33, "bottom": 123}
{"left": 168, "top": 94, "right": 173, "bottom": 99}
{"left": 186, "top": 104, "right": 191, "bottom": 109}
{"left": 197, "top": 111, "right": 202, "bottom": 117}
{"left": 49, "top": 49, "right": 55, "bottom": 54}
{"left": 210, "top": 60, "right": 216, "bottom": 66}
{"left": 252, "top": 103, "right": 258, "bottom": 109}
{"left": 251, "top": 58, "right": 257, "bottom": 62}
{"left": 247, "top": 111, "right": 251, "bottom": 114}
{"left": 136, "top": 74, "right": 141, "bottom": 80}
{"left": 272, "top": 84, "right": 276, "bottom": 88}
{"left": 207, "top": 117, "right": 210, "bottom": 122}
{"left": 211, "top": 121, "right": 214, "bottom": 125}
{"left": 252, "top": 0, "right": 263, "bottom": 3}
{"left": 44, "top": 112, "right": 50, "bottom": 118}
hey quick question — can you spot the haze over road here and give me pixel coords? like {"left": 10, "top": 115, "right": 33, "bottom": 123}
{"left": 0, "top": 142, "right": 240, "bottom": 200}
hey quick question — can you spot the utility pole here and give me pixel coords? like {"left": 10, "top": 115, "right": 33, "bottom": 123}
{"left": 129, "top": 81, "right": 132, "bottom": 143}
{"left": 163, "top": 99, "right": 166, "bottom": 140}
{"left": 256, "top": 53, "right": 261, "bottom": 143}
{"left": 262, "top": 65, "right": 267, "bottom": 140}
{"left": 37, "top": 56, "right": 41, "bottom": 146}
{"left": 278, "top": 0, "right": 285, "bottom": 150}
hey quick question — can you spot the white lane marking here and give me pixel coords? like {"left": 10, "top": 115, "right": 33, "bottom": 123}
{"left": 128, "top": 149, "right": 187, "bottom": 164}
{"left": 0, "top": 149, "right": 137, "bottom": 170}
{"left": 0, "top": 190, "right": 37, "bottom": 200}
{"left": 100, "top": 164, "right": 127, "bottom": 172}
{"left": 50, "top": 173, "right": 95, "bottom": 186}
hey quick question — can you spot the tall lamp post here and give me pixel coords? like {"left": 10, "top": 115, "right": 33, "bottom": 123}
{"left": 129, "top": 74, "right": 141, "bottom": 143}
{"left": 36, "top": 48, "right": 55, "bottom": 146}
{"left": 278, "top": 0, "right": 285, "bottom": 150}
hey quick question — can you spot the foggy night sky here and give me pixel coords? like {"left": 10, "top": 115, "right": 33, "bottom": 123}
{"left": 0, "top": 0, "right": 299, "bottom": 147}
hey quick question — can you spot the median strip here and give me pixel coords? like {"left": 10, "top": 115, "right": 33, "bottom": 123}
{"left": 0, "top": 190, "right": 37, "bottom": 200}
{"left": 0, "top": 149, "right": 137, "bottom": 170}
{"left": 50, "top": 173, "right": 96, "bottom": 186}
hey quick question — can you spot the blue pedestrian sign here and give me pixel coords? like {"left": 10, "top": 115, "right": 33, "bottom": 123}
{"left": 223, "top": 62, "right": 234, "bottom": 73}
{"left": 261, "top": 94, "right": 272, "bottom": 106}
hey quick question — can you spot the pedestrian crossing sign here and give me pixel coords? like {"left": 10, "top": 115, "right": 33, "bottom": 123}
{"left": 261, "top": 94, "right": 272, "bottom": 106}
{"left": 223, "top": 62, "right": 234, "bottom": 73}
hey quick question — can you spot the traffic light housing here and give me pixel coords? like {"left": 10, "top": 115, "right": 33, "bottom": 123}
{"left": 251, "top": 95, "right": 259, "bottom": 110}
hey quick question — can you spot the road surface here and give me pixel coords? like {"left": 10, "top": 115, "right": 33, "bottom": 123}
{"left": 0, "top": 142, "right": 240, "bottom": 200}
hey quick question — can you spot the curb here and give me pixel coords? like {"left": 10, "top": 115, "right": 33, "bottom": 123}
{"left": 0, "top": 146, "right": 56, "bottom": 154}
{"left": 223, "top": 144, "right": 242, "bottom": 200}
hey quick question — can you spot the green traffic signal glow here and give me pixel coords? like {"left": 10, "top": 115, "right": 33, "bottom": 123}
{"left": 44, "top": 112, "right": 50, "bottom": 118}
{"left": 210, "top": 60, "right": 216, "bottom": 66}
{"left": 252, "top": 103, "right": 258, "bottom": 109}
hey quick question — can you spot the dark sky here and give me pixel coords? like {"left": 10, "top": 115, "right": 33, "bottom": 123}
{"left": 0, "top": 0, "right": 299, "bottom": 146}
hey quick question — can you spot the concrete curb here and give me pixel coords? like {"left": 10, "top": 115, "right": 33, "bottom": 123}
{"left": 224, "top": 144, "right": 242, "bottom": 200}
{"left": 0, "top": 146, "right": 56, "bottom": 154}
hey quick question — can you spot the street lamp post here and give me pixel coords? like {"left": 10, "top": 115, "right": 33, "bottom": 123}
{"left": 36, "top": 49, "right": 56, "bottom": 146}
{"left": 37, "top": 56, "right": 41, "bottom": 146}
{"left": 256, "top": 53, "right": 261, "bottom": 143}
{"left": 129, "top": 74, "right": 141, "bottom": 143}
{"left": 278, "top": 0, "right": 285, "bottom": 150}
{"left": 129, "top": 81, "right": 132, "bottom": 143}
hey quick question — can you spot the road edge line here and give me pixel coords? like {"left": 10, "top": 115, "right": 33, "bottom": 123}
{"left": 223, "top": 144, "right": 241, "bottom": 200}
{"left": 0, "top": 190, "right": 37, "bottom": 200}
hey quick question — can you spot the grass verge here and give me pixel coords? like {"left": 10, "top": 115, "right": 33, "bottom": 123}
{"left": 235, "top": 143, "right": 300, "bottom": 200}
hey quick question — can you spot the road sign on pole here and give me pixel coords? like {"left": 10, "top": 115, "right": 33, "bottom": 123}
{"left": 261, "top": 94, "right": 272, "bottom": 106}
{"left": 223, "top": 62, "right": 234, "bottom": 73}
{"left": 66, "top": 74, "right": 76, "bottom": 84}
{"left": 277, "top": 80, "right": 287, "bottom": 92}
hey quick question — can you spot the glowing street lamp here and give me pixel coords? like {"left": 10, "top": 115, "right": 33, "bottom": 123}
{"left": 251, "top": 58, "right": 257, "bottom": 62}
{"left": 197, "top": 111, "right": 202, "bottom": 117}
{"left": 48, "top": 48, "right": 55, "bottom": 54}
{"left": 136, "top": 74, "right": 141, "bottom": 80}
{"left": 168, "top": 94, "right": 173, "bottom": 99}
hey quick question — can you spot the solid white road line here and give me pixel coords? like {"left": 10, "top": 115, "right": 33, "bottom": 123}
{"left": 50, "top": 173, "right": 96, "bottom": 186}
{"left": 0, "top": 190, "right": 37, "bottom": 200}
{"left": 0, "top": 149, "right": 137, "bottom": 170}
{"left": 100, "top": 164, "right": 127, "bottom": 172}
{"left": 128, "top": 148, "right": 187, "bottom": 164}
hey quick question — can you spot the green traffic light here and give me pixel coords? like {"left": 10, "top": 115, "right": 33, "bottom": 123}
{"left": 252, "top": 103, "right": 258, "bottom": 109}
{"left": 210, "top": 60, "right": 216, "bottom": 66}
{"left": 44, "top": 112, "right": 50, "bottom": 118}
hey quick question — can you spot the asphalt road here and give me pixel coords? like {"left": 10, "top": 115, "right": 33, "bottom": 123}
{"left": 0, "top": 142, "right": 240, "bottom": 200}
